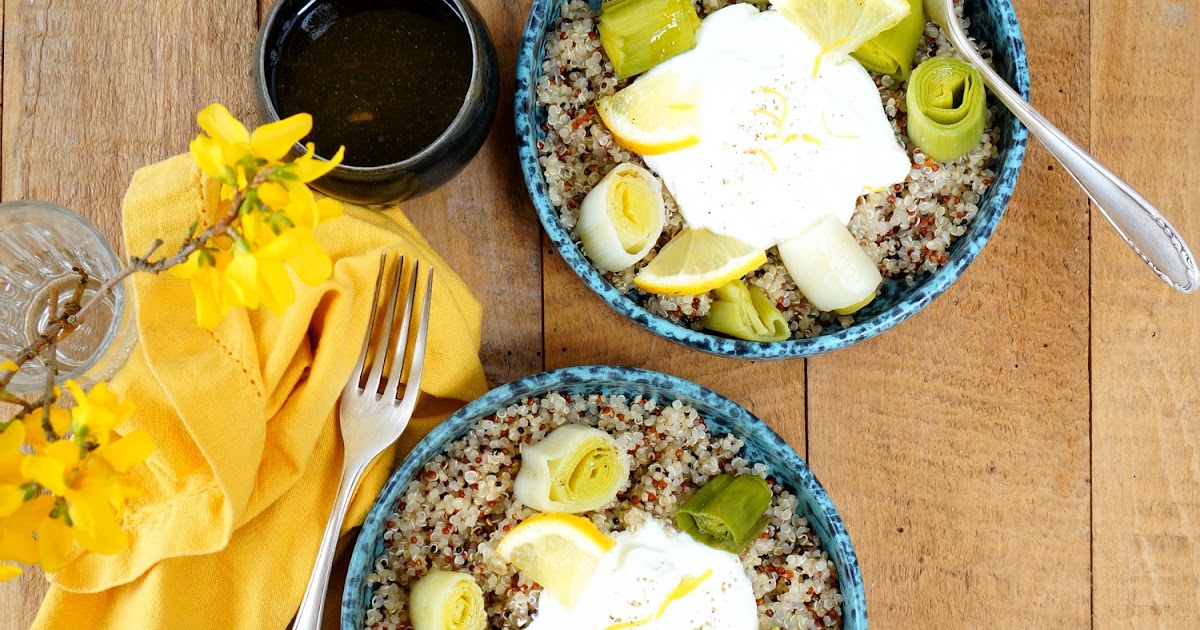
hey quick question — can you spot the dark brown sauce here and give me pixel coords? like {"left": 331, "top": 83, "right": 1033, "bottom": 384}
{"left": 271, "top": 0, "right": 473, "bottom": 167}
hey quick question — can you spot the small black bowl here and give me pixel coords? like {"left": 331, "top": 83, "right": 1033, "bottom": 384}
{"left": 256, "top": 0, "right": 499, "bottom": 204}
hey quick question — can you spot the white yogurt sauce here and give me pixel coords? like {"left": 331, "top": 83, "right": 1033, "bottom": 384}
{"left": 640, "top": 4, "right": 911, "bottom": 249}
{"left": 526, "top": 519, "right": 757, "bottom": 630}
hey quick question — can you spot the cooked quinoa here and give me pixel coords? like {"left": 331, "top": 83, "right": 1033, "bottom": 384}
{"left": 535, "top": 0, "right": 1000, "bottom": 338}
{"left": 364, "top": 393, "right": 843, "bottom": 629}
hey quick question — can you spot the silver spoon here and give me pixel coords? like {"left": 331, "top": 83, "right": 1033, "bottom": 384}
{"left": 926, "top": 0, "right": 1197, "bottom": 293}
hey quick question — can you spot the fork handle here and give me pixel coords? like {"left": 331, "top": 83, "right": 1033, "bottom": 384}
{"left": 939, "top": 21, "right": 1197, "bottom": 293}
{"left": 292, "top": 465, "right": 365, "bottom": 630}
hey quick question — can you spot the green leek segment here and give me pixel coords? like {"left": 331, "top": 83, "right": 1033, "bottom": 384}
{"left": 701, "top": 280, "right": 791, "bottom": 342}
{"left": 906, "top": 55, "right": 987, "bottom": 162}
{"left": 598, "top": 0, "right": 701, "bottom": 79}
{"left": 851, "top": 0, "right": 926, "bottom": 79}
{"left": 676, "top": 474, "right": 772, "bottom": 553}
{"left": 514, "top": 424, "right": 629, "bottom": 513}
{"left": 409, "top": 570, "right": 486, "bottom": 630}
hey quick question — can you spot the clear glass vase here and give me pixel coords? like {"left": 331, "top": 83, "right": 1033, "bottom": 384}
{"left": 0, "top": 200, "right": 137, "bottom": 392}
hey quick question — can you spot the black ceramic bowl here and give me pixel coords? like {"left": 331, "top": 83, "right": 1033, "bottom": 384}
{"left": 256, "top": 0, "right": 499, "bottom": 204}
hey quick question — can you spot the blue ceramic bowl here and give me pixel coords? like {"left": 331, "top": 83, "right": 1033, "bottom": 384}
{"left": 342, "top": 366, "right": 865, "bottom": 629}
{"left": 515, "top": 0, "right": 1030, "bottom": 358}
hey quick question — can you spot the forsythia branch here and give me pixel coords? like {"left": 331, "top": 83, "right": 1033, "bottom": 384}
{"left": 0, "top": 104, "right": 345, "bottom": 581}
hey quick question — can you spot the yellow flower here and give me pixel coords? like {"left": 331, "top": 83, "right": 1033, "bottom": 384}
{"left": 18, "top": 431, "right": 153, "bottom": 562}
{"left": 222, "top": 246, "right": 267, "bottom": 311}
{"left": 196, "top": 104, "right": 252, "bottom": 167}
{"left": 37, "top": 514, "right": 73, "bottom": 572}
{"left": 255, "top": 179, "right": 343, "bottom": 232}
{"left": 181, "top": 104, "right": 342, "bottom": 328}
{"left": 221, "top": 231, "right": 331, "bottom": 315}
{"left": 0, "top": 495, "right": 53, "bottom": 571}
{"left": 189, "top": 134, "right": 230, "bottom": 184}
{"left": 23, "top": 407, "right": 71, "bottom": 453}
{"left": 250, "top": 114, "right": 313, "bottom": 161}
{"left": 195, "top": 103, "right": 313, "bottom": 166}
{"left": 94, "top": 430, "right": 155, "bottom": 474}
{"left": 292, "top": 142, "right": 346, "bottom": 183}
{"left": 0, "top": 422, "right": 26, "bottom": 485}
{"left": 171, "top": 249, "right": 231, "bottom": 329}
{"left": 20, "top": 441, "right": 125, "bottom": 560}
{"left": 258, "top": 228, "right": 333, "bottom": 287}
{"left": 1, "top": 360, "right": 18, "bottom": 373}
{"left": 64, "top": 381, "right": 135, "bottom": 447}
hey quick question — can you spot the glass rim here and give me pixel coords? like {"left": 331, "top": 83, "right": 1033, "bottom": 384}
{"left": 0, "top": 200, "right": 131, "bottom": 391}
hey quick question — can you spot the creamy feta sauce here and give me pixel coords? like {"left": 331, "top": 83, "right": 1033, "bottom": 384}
{"left": 526, "top": 519, "right": 757, "bottom": 630}
{"left": 641, "top": 4, "right": 911, "bottom": 249}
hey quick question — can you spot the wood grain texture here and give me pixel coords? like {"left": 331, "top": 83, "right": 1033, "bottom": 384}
{"left": 1091, "top": 0, "right": 1200, "bottom": 627}
{"left": 0, "top": 0, "right": 259, "bottom": 627}
{"left": 806, "top": 0, "right": 1094, "bottom": 625}
{"left": 542, "top": 236, "right": 808, "bottom": 458}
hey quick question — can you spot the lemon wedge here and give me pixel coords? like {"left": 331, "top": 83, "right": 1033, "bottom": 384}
{"left": 775, "top": 0, "right": 911, "bottom": 66}
{"left": 596, "top": 71, "right": 701, "bottom": 155}
{"left": 495, "top": 513, "right": 616, "bottom": 608}
{"left": 634, "top": 228, "right": 767, "bottom": 296}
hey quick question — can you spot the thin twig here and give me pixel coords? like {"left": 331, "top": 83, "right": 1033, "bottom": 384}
{"left": 41, "top": 289, "right": 60, "bottom": 441}
{"left": 0, "top": 272, "right": 86, "bottom": 392}
{"left": 71, "top": 190, "right": 247, "bottom": 323}
{"left": 2, "top": 166, "right": 275, "bottom": 412}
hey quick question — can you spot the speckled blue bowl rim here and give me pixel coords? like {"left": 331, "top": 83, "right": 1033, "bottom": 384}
{"left": 514, "top": 0, "right": 1031, "bottom": 359}
{"left": 343, "top": 365, "right": 866, "bottom": 629}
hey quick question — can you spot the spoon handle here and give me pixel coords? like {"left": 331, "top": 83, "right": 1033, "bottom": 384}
{"left": 940, "top": 23, "right": 1197, "bottom": 293}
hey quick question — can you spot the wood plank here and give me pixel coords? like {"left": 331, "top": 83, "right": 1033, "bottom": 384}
{"left": 0, "top": 0, "right": 259, "bottom": 627}
{"left": 542, "top": 245, "right": 808, "bottom": 464}
{"left": 806, "top": 0, "right": 1093, "bottom": 626}
{"left": 257, "top": 0, "right": 544, "bottom": 387}
{"left": 1091, "top": 1, "right": 1200, "bottom": 627}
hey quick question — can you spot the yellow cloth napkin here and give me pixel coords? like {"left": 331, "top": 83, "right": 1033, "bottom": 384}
{"left": 32, "top": 154, "right": 489, "bottom": 629}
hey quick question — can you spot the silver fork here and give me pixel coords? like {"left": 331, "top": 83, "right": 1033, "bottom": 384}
{"left": 292, "top": 253, "right": 434, "bottom": 630}
{"left": 926, "top": 0, "right": 1197, "bottom": 293}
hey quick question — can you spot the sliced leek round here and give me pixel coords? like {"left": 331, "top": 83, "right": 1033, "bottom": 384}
{"left": 906, "top": 55, "right": 987, "bottom": 162}
{"left": 701, "top": 279, "right": 791, "bottom": 342}
{"left": 578, "top": 163, "right": 666, "bottom": 272}
{"left": 409, "top": 570, "right": 486, "bottom": 630}
{"left": 514, "top": 424, "right": 628, "bottom": 513}
{"left": 776, "top": 215, "right": 882, "bottom": 314}
{"left": 676, "top": 474, "right": 772, "bottom": 553}
{"left": 851, "top": 0, "right": 926, "bottom": 79}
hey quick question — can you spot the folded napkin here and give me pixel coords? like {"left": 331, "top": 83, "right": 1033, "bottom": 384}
{"left": 32, "top": 155, "right": 489, "bottom": 629}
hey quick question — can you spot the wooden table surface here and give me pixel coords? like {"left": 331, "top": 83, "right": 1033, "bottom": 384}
{"left": 2, "top": 0, "right": 1198, "bottom": 628}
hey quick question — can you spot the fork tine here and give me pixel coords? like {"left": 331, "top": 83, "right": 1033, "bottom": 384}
{"left": 382, "top": 260, "right": 420, "bottom": 401}
{"left": 345, "top": 253, "right": 387, "bottom": 397}
{"left": 364, "top": 255, "right": 405, "bottom": 397}
{"left": 397, "top": 266, "right": 433, "bottom": 412}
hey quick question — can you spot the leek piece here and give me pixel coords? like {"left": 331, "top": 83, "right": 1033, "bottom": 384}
{"left": 851, "top": 0, "right": 926, "bottom": 79}
{"left": 701, "top": 280, "right": 791, "bottom": 342}
{"left": 578, "top": 163, "right": 666, "bottom": 272}
{"left": 409, "top": 570, "right": 486, "bottom": 630}
{"left": 776, "top": 215, "right": 882, "bottom": 314}
{"left": 598, "top": 0, "right": 701, "bottom": 79}
{"left": 514, "top": 424, "right": 629, "bottom": 513}
{"left": 906, "top": 55, "right": 987, "bottom": 162}
{"left": 675, "top": 474, "right": 772, "bottom": 553}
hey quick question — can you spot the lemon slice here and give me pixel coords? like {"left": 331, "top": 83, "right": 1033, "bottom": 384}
{"left": 776, "top": 0, "right": 911, "bottom": 60}
{"left": 495, "top": 513, "right": 615, "bottom": 608}
{"left": 596, "top": 71, "right": 701, "bottom": 155}
{"left": 634, "top": 228, "right": 767, "bottom": 296}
